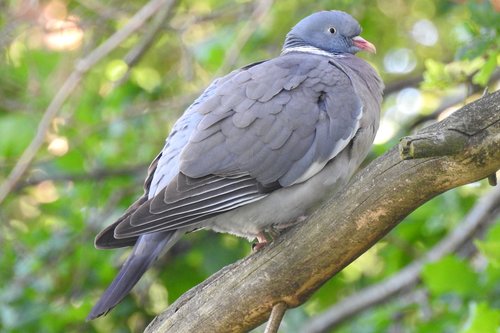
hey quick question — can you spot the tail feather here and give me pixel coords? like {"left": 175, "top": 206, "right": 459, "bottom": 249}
{"left": 87, "top": 231, "right": 182, "bottom": 320}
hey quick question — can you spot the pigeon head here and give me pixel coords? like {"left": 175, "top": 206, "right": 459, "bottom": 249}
{"left": 283, "top": 10, "right": 376, "bottom": 55}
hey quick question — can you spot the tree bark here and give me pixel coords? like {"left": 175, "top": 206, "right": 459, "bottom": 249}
{"left": 146, "top": 91, "right": 500, "bottom": 333}
{"left": 301, "top": 186, "right": 500, "bottom": 333}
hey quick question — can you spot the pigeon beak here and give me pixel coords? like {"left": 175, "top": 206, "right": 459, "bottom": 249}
{"left": 352, "top": 36, "right": 376, "bottom": 54}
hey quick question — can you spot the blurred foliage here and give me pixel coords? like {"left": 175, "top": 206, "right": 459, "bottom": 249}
{"left": 0, "top": 0, "right": 499, "bottom": 332}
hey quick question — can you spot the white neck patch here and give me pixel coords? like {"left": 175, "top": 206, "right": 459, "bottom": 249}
{"left": 281, "top": 45, "right": 344, "bottom": 58}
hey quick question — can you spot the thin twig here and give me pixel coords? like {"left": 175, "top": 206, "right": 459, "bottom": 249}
{"left": 87, "top": 188, "right": 134, "bottom": 230}
{"left": 0, "top": 0, "right": 174, "bottom": 205}
{"left": 264, "top": 302, "right": 287, "bottom": 333}
{"left": 114, "top": 0, "right": 177, "bottom": 87}
{"left": 409, "top": 70, "right": 500, "bottom": 130}
{"left": 215, "top": 0, "right": 274, "bottom": 76}
{"left": 0, "top": 19, "right": 24, "bottom": 52}
{"left": 14, "top": 164, "right": 147, "bottom": 191}
{"left": 383, "top": 75, "right": 423, "bottom": 96}
{"left": 75, "top": 0, "right": 128, "bottom": 21}
{"left": 302, "top": 186, "right": 500, "bottom": 333}
{"left": 185, "top": 4, "right": 254, "bottom": 26}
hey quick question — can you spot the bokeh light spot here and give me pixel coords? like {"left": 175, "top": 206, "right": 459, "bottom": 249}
{"left": 396, "top": 88, "right": 422, "bottom": 116}
{"left": 412, "top": 19, "right": 438, "bottom": 46}
{"left": 384, "top": 48, "right": 417, "bottom": 74}
{"left": 374, "top": 118, "right": 397, "bottom": 145}
{"left": 47, "top": 136, "right": 69, "bottom": 156}
{"left": 105, "top": 59, "right": 129, "bottom": 82}
{"left": 32, "top": 181, "right": 59, "bottom": 204}
{"left": 132, "top": 67, "right": 161, "bottom": 92}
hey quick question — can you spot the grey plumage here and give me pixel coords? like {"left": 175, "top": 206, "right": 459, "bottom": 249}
{"left": 88, "top": 10, "right": 383, "bottom": 320}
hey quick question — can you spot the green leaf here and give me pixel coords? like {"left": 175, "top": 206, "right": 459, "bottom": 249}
{"left": 461, "top": 302, "right": 500, "bottom": 333}
{"left": 422, "top": 59, "right": 452, "bottom": 89}
{"left": 476, "top": 222, "right": 500, "bottom": 268}
{"left": 485, "top": 223, "right": 500, "bottom": 242}
{"left": 475, "top": 239, "right": 500, "bottom": 267}
{"left": 0, "top": 114, "right": 37, "bottom": 158}
{"left": 472, "top": 51, "right": 498, "bottom": 86}
{"left": 131, "top": 67, "right": 161, "bottom": 92}
{"left": 105, "top": 59, "right": 129, "bottom": 82}
{"left": 421, "top": 255, "right": 478, "bottom": 297}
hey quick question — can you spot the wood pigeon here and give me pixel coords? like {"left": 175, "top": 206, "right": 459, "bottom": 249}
{"left": 87, "top": 10, "right": 383, "bottom": 320}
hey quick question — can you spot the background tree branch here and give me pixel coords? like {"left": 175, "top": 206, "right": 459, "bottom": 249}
{"left": 0, "top": 0, "right": 174, "bottom": 205}
{"left": 13, "top": 164, "right": 148, "bottom": 191}
{"left": 2, "top": 2, "right": 497, "bottom": 331}
{"left": 145, "top": 90, "right": 500, "bottom": 333}
{"left": 214, "top": 0, "right": 274, "bottom": 76}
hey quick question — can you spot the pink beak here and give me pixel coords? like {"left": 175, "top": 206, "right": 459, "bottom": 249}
{"left": 352, "top": 36, "right": 376, "bottom": 54}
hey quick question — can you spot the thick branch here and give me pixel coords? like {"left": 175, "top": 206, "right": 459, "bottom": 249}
{"left": 146, "top": 91, "right": 500, "bottom": 333}
{"left": 399, "top": 131, "right": 468, "bottom": 159}
{"left": 301, "top": 186, "right": 500, "bottom": 333}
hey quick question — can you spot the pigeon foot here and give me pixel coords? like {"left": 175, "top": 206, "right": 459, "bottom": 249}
{"left": 252, "top": 232, "right": 269, "bottom": 252}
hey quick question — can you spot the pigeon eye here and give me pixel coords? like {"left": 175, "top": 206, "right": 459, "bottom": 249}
{"left": 329, "top": 27, "right": 336, "bottom": 34}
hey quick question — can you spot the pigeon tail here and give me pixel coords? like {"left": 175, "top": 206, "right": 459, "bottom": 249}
{"left": 87, "top": 231, "right": 182, "bottom": 320}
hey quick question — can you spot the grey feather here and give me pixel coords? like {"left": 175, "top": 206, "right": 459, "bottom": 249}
{"left": 86, "top": 231, "right": 181, "bottom": 320}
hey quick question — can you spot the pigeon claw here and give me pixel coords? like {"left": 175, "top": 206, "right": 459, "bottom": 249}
{"left": 252, "top": 232, "right": 270, "bottom": 252}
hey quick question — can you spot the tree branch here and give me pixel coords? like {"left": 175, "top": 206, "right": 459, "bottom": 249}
{"left": 383, "top": 75, "right": 422, "bottom": 95}
{"left": 408, "top": 70, "right": 500, "bottom": 130}
{"left": 301, "top": 185, "right": 500, "bottom": 333}
{"left": 0, "top": 0, "right": 174, "bottom": 205}
{"left": 114, "top": 0, "right": 177, "bottom": 87}
{"left": 264, "top": 302, "right": 287, "bottom": 333}
{"left": 145, "top": 90, "right": 499, "bottom": 333}
{"left": 215, "top": 0, "right": 274, "bottom": 76}
{"left": 14, "top": 164, "right": 148, "bottom": 191}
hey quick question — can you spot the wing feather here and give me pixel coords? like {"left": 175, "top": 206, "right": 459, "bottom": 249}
{"left": 102, "top": 53, "right": 373, "bottom": 241}
{"left": 114, "top": 174, "right": 268, "bottom": 238}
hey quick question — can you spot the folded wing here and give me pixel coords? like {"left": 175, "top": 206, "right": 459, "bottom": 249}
{"left": 101, "top": 54, "right": 365, "bottom": 240}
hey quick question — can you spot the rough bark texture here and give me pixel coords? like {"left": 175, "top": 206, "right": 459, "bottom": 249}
{"left": 146, "top": 91, "right": 500, "bottom": 333}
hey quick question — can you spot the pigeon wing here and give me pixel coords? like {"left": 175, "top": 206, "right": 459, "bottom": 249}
{"left": 114, "top": 53, "right": 365, "bottom": 238}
